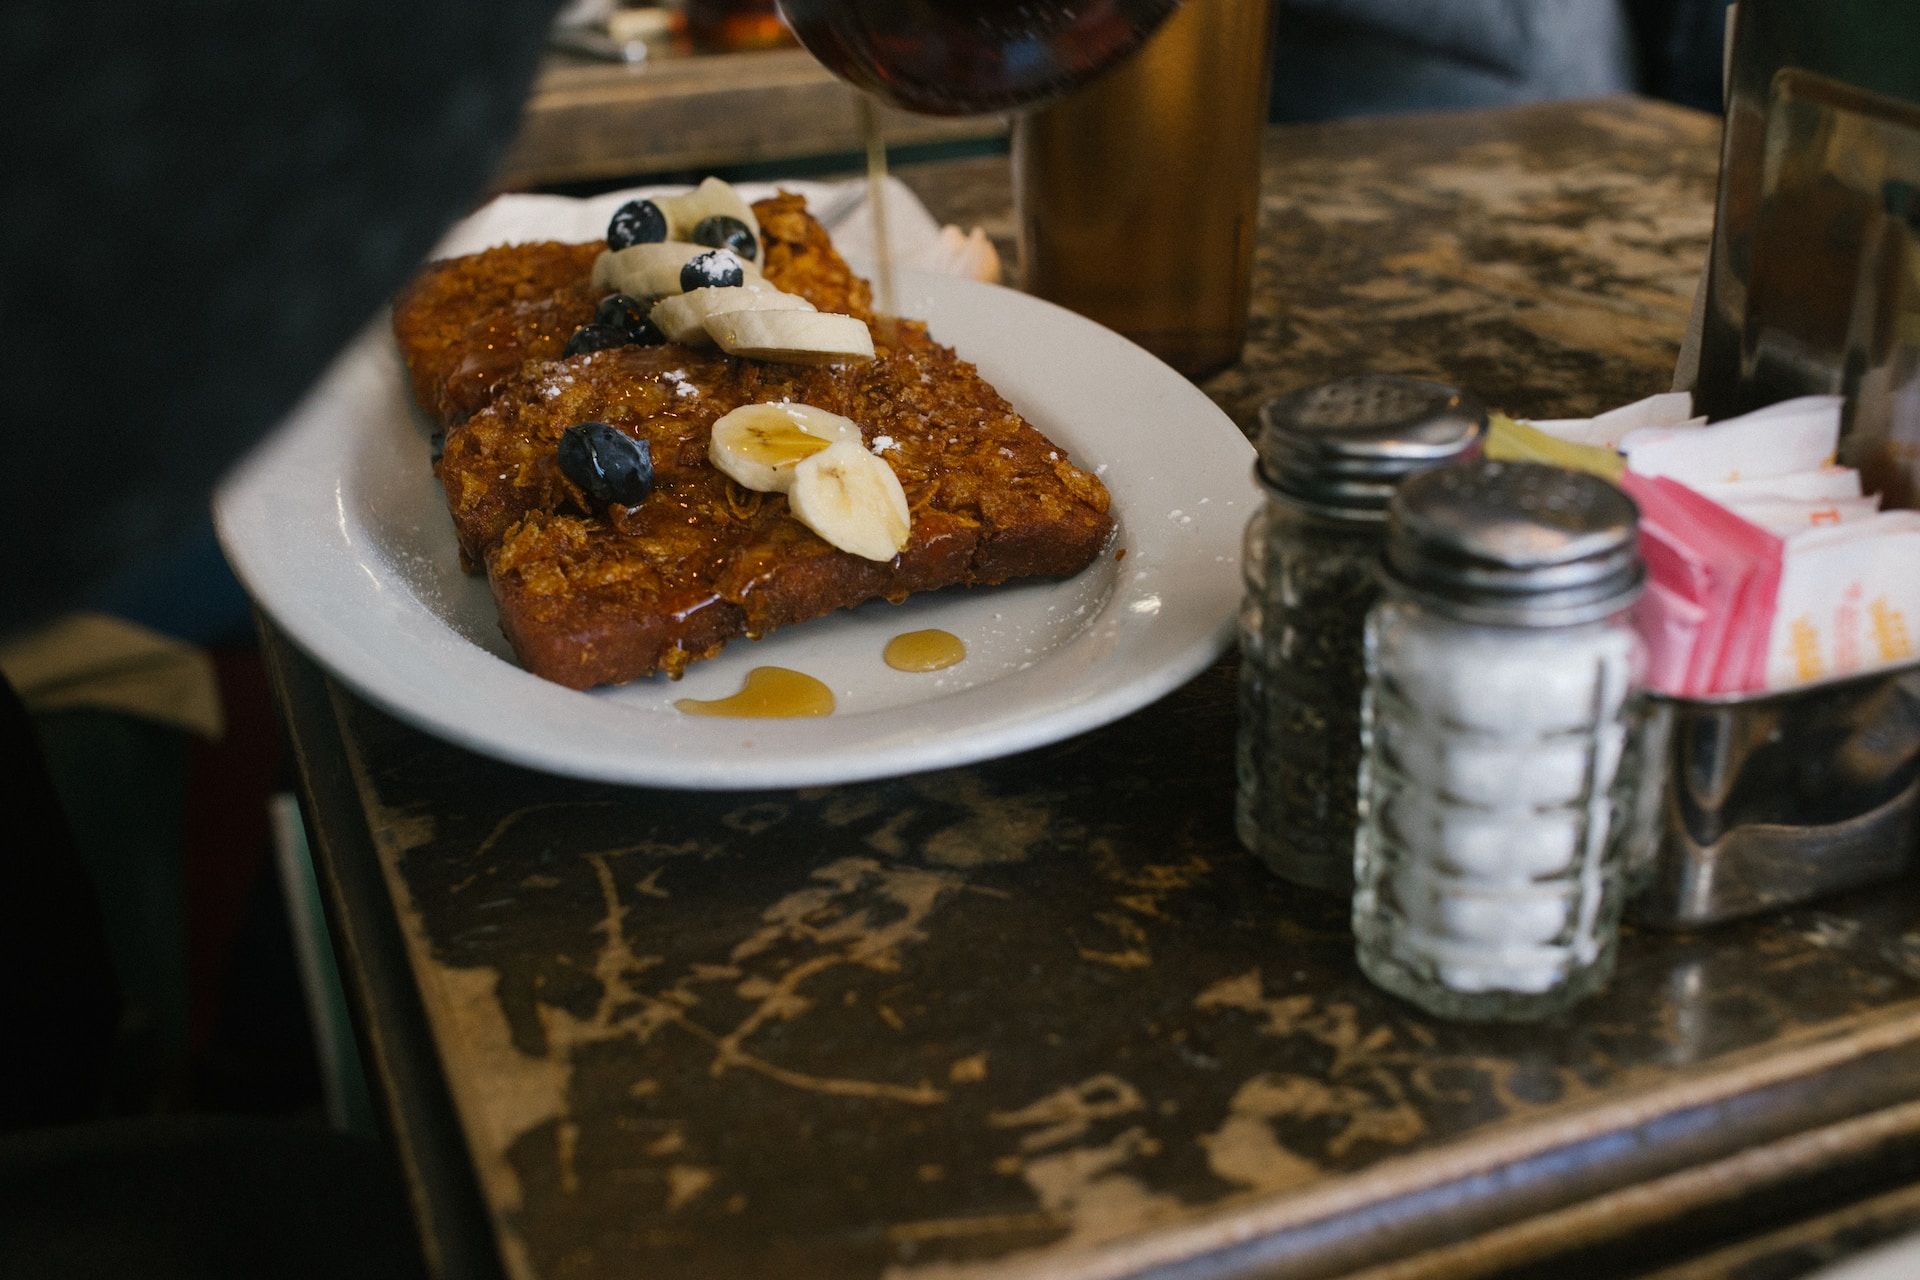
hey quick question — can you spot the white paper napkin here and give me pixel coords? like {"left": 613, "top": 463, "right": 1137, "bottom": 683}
{"left": 432, "top": 177, "right": 1000, "bottom": 284}
{"left": 1620, "top": 395, "right": 1844, "bottom": 486}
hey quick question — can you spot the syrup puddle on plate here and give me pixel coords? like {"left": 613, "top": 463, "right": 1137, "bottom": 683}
{"left": 883, "top": 628, "right": 966, "bottom": 672}
{"left": 674, "top": 667, "right": 835, "bottom": 718}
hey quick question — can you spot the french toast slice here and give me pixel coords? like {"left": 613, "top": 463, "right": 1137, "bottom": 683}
{"left": 394, "top": 192, "right": 1113, "bottom": 689}
{"left": 392, "top": 240, "right": 602, "bottom": 426}
{"left": 393, "top": 193, "right": 874, "bottom": 425}
{"left": 467, "top": 321, "right": 1112, "bottom": 686}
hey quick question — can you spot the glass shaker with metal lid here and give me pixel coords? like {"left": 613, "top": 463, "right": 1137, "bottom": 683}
{"left": 1237, "top": 376, "right": 1486, "bottom": 893}
{"left": 1353, "top": 460, "right": 1647, "bottom": 1022}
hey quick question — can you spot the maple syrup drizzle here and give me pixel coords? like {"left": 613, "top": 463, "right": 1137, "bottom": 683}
{"left": 858, "top": 96, "right": 898, "bottom": 341}
{"left": 674, "top": 667, "right": 835, "bottom": 718}
{"left": 884, "top": 629, "right": 966, "bottom": 672}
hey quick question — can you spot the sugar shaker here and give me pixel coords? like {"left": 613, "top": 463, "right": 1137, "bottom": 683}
{"left": 1353, "top": 460, "right": 1647, "bottom": 1022}
{"left": 1237, "top": 376, "right": 1486, "bottom": 892}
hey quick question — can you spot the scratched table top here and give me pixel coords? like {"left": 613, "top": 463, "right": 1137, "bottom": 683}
{"left": 271, "top": 99, "right": 1920, "bottom": 1280}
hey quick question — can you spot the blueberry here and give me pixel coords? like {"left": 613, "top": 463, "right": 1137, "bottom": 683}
{"left": 594, "top": 293, "right": 663, "bottom": 345}
{"left": 680, "top": 250, "right": 745, "bottom": 292}
{"left": 594, "top": 292, "right": 647, "bottom": 331}
{"left": 429, "top": 430, "right": 445, "bottom": 464}
{"left": 607, "top": 199, "right": 667, "bottom": 250}
{"left": 563, "top": 323, "right": 630, "bottom": 358}
{"left": 558, "top": 422, "right": 654, "bottom": 508}
{"left": 690, "top": 215, "right": 758, "bottom": 262}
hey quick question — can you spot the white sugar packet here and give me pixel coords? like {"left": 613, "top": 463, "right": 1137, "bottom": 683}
{"left": 429, "top": 176, "right": 1000, "bottom": 295}
{"left": 1718, "top": 495, "right": 1882, "bottom": 536}
{"left": 1621, "top": 395, "right": 1843, "bottom": 485}
{"left": 1677, "top": 453, "right": 1876, "bottom": 533}
{"left": 1694, "top": 466, "right": 1865, "bottom": 502}
{"left": 1766, "top": 510, "right": 1920, "bottom": 688}
{"left": 1527, "top": 391, "right": 1699, "bottom": 448}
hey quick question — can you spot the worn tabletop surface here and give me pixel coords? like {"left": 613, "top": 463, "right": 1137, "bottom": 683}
{"left": 279, "top": 99, "right": 1920, "bottom": 1280}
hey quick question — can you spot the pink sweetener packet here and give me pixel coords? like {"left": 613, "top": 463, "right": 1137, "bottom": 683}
{"left": 1717, "top": 518, "right": 1786, "bottom": 694}
{"left": 1632, "top": 578, "right": 1708, "bottom": 695}
{"left": 1616, "top": 472, "right": 1785, "bottom": 696}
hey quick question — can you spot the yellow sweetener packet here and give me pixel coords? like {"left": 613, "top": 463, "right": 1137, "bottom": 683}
{"left": 1486, "top": 412, "right": 1625, "bottom": 481}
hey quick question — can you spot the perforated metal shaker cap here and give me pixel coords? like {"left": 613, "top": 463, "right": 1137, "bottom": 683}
{"left": 1256, "top": 376, "right": 1487, "bottom": 519}
{"left": 1384, "top": 459, "right": 1645, "bottom": 626}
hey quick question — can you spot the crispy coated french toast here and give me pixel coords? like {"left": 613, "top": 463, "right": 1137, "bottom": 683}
{"left": 393, "top": 192, "right": 1113, "bottom": 689}
{"left": 392, "top": 240, "right": 602, "bottom": 426}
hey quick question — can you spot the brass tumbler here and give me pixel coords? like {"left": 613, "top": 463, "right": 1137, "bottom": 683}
{"left": 1013, "top": 0, "right": 1276, "bottom": 379}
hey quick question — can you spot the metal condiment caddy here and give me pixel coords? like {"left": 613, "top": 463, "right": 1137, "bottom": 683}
{"left": 1633, "top": 658, "right": 1920, "bottom": 927}
{"left": 1638, "top": 0, "right": 1920, "bottom": 925}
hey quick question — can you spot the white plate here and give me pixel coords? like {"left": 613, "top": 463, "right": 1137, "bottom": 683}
{"left": 214, "top": 269, "right": 1255, "bottom": 789}
{"left": 1805, "top": 1234, "right": 1920, "bottom": 1280}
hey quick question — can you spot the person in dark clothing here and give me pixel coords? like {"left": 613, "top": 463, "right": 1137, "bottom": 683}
{"left": 1268, "top": 0, "right": 1728, "bottom": 122}
{"left": 1, "top": 1, "right": 564, "bottom": 639}
{"left": 0, "top": 677, "right": 119, "bottom": 1129}
{"left": 1625, "top": 0, "right": 1732, "bottom": 111}
{"left": 3, "top": 0, "right": 563, "bottom": 1060}
{"left": 3, "top": 3, "right": 565, "bottom": 1274}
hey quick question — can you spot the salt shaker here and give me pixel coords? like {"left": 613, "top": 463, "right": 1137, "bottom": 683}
{"left": 1353, "top": 460, "right": 1647, "bottom": 1022}
{"left": 1237, "top": 376, "right": 1486, "bottom": 892}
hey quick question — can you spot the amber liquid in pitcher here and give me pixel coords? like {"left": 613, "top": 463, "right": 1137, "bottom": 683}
{"left": 777, "top": 0, "right": 1178, "bottom": 115}
{"left": 685, "top": 0, "right": 795, "bottom": 53}
{"left": 1014, "top": 0, "right": 1275, "bottom": 378}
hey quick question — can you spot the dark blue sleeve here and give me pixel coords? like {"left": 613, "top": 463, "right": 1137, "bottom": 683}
{"left": 0, "top": 0, "right": 565, "bottom": 636}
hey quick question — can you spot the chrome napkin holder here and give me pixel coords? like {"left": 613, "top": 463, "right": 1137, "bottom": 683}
{"left": 1695, "top": 0, "right": 1920, "bottom": 504}
{"left": 1633, "top": 661, "right": 1920, "bottom": 928}
{"left": 1637, "top": 0, "right": 1920, "bottom": 928}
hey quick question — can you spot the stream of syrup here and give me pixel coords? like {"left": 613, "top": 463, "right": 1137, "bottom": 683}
{"left": 858, "top": 97, "right": 898, "bottom": 332}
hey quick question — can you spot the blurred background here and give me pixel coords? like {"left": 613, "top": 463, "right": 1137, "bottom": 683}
{"left": 508, "top": 0, "right": 1730, "bottom": 191}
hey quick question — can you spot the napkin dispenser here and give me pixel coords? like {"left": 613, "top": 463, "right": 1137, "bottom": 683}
{"left": 1695, "top": 0, "right": 1920, "bottom": 505}
{"left": 1641, "top": 0, "right": 1920, "bottom": 926}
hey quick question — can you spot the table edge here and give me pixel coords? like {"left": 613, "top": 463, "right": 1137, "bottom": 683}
{"left": 262, "top": 617, "right": 508, "bottom": 1280}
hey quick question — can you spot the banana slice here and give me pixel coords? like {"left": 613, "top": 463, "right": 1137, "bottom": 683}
{"left": 709, "top": 402, "right": 861, "bottom": 492}
{"left": 707, "top": 311, "right": 875, "bottom": 366}
{"left": 788, "top": 441, "right": 911, "bottom": 561}
{"left": 591, "top": 241, "right": 764, "bottom": 299}
{"left": 651, "top": 286, "right": 815, "bottom": 346}
{"left": 655, "top": 177, "right": 761, "bottom": 248}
